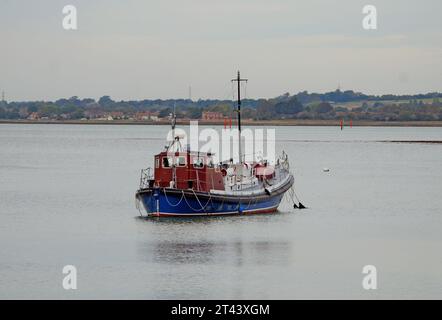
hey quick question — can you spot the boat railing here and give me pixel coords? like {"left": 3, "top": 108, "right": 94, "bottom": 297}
{"left": 139, "top": 167, "right": 154, "bottom": 189}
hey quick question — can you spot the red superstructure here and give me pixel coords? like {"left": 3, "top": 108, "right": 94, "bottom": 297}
{"left": 153, "top": 151, "right": 225, "bottom": 192}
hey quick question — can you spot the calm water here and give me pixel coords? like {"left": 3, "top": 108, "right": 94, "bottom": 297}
{"left": 0, "top": 124, "right": 441, "bottom": 299}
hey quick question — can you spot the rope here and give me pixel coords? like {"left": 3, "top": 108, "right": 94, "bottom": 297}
{"left": 182, "top": 192, "right": 204, "bottom": 212}
{"left": 243, "top": 196, "right": 253, "bottom": 210}
{"left": 288, "top": 187, "right": 297, "bottom": 206}
{"left": 181, "top": 189, "right": 212, "bottom": 212}
{"left": 292, "top": 187, "right": 301, "bottom": 203}
{"left": 163, "top": 188, "right": 185, "bottom": 207}
{"left": 288, "top": 176, "right": 307, "bottom": 209}
{"left": 191, "top": 189, "right": 212, "bottom": 212}
{"left": 289, "top": 172, "right": 301, "bottom": 203}
{"left": 213, "top": 196, "right": 225, "bottom": 211}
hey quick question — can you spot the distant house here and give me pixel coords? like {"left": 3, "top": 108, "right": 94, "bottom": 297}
{"left": 202, "top": 111, "right": 223, "bottom": 120}
{"left": 135, "top": 111, "right": 151, "bottom": 121}
{"left": 100, "top": 111, "right": 125, "bottom": 120}
{"left": 27, "top": 112, "right": 40, "bottom": 120}
{"left": 149, "top": 111, "right": 160, "bottom": 122}
{"left": 110, "top": 111, "right": 124, "bottom": 119}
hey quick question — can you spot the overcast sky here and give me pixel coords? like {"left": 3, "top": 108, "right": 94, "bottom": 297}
{"left": 1, "top": 0, "right": 441, "bottom": 101}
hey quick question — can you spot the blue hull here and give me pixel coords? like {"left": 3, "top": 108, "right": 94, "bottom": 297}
{"left": 136, "top": 188, "right": 286, "bottom": 216}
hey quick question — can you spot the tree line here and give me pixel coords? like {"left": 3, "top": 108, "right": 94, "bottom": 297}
{"left": 1, "top": 90, "right": 442, "bottom": 121}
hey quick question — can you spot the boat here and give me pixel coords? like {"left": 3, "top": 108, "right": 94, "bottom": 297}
{"left": 135, "top": 71, "right": 296, "bottom": 217}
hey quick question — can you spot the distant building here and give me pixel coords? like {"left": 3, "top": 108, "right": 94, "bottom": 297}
{"left": 111, "top": 111, "right": 124, "bottom": 119}
{"left": 202, "top": 111, "right": 223, "bottom": 120}
{"left": 149, "top": 111, "right": 160, "bottom": 121}
{"left": 135, "top": 111, "right": 151, "bottom": 121}
{"left": 103, "top": 111, "right": 125, "bottom": 120}
{"left": 27, "top": 112, "right": 40, "bottom": 120}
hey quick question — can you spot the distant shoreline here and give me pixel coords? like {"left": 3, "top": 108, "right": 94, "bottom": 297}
{"left": 1, "top": 119, "right": 442, "bottom": 127}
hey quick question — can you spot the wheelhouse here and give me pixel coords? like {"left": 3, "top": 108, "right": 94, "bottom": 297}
{"left": 153, "top": 151, "right": 224, "bottom": 192}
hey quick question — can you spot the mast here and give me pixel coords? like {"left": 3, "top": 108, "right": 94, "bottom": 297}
{"left": 170, "top": 103, "right": 177, "bottom": 187}
{"left": 171, "top": 103, "right": 176, "bottom": 147}
{"left": 231, "top": 71, "right": 247, "bottom": 163}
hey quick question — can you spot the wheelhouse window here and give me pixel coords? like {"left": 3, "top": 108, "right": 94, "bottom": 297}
{"left": 193, "top": 157, "right": 204, "bottom": 169}
{"left": 162, "top": 157, "right": 173, "bottom": 168}
{"left": 177, "top": 156, "right": 186, "bottom": 167}
{"left": 155, "top": 157, "right": 160, "bottom": 168}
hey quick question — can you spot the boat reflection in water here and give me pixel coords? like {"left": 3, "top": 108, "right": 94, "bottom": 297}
{"left": 137, "top": 238, "right": 291, "bottom": 267}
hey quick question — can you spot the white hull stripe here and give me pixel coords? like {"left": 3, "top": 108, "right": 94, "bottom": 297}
{"left": 147, "top": 204, "right": 280, "bottom": 216}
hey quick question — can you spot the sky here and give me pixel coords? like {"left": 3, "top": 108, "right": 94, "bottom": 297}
{"left": 0, "top": 0, "right": 441, "bottom": 101}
